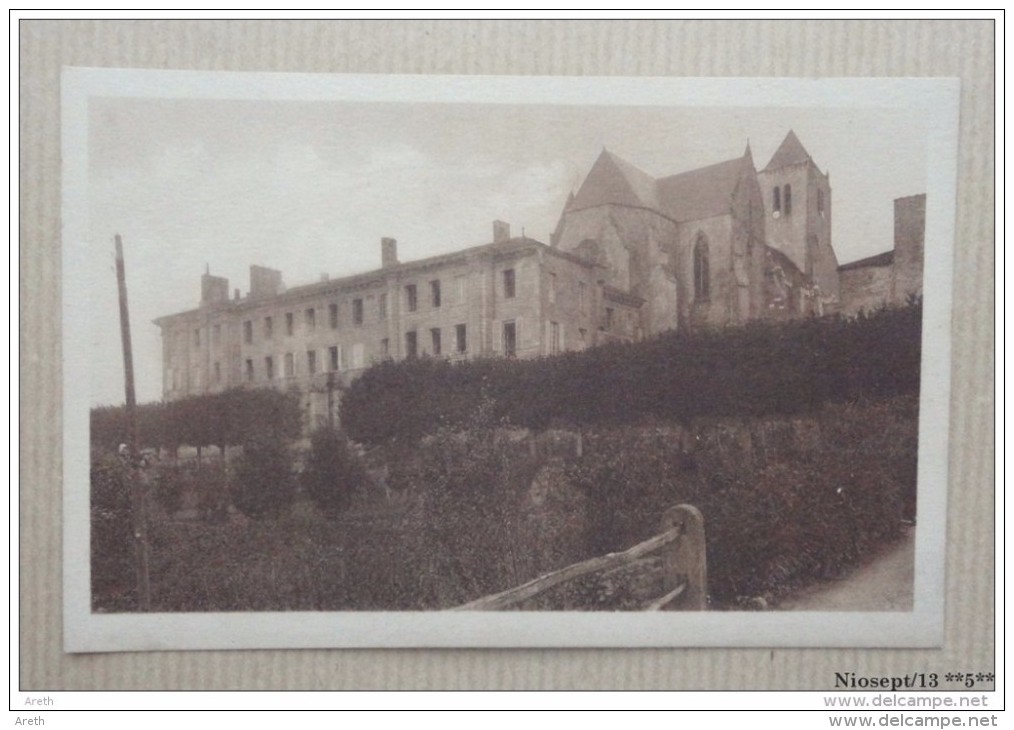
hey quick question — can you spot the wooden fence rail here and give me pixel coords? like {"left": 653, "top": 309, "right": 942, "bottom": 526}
{"left": 452, "top": 504, "right": 707, "bottom": 611}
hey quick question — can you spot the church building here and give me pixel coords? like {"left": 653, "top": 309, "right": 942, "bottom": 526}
{"left": 550, "top": 130, "right": 839, "bottom": 336}
{"left": 154, "top": 130, "right": 887, "bottom": 429}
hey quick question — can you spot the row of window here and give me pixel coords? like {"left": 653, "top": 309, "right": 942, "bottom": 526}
{"left": 171, "top": 318, "right": 590, "bottom": 392}
{"left": 229, "top": 269, "right": 519, "bottom": 348}
{"left": 244, "top": 343, "right": 368, "bottom": 383}
{"left": 772, "top": 185, "right": 826, "bottom": 216}
{"left": 404, "top": 324, "right": 469, "bottom": 358}
{"left": 231, "top": 323, "right": 474, "bottom": 384}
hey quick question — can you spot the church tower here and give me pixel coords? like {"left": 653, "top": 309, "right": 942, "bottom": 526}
{"left": 757, "top": 131, "right": 839, "bottom": 304}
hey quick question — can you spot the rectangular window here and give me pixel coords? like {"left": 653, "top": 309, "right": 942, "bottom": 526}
{"left": 329, "top": 303, "right": 338, "bottom": 329}
{"left": 264, "top": 316, "right": 273, "bottom": 339}
{"left": 329, "top": 346, "right": 339, "bottom": 372}
{"left": 378, "top": 292, "right": 387, "bottom": 320}
{"left": 353, "top": 298, "right": 363, "bottom": 325}
{"left": 244, "top": 320, "right": 253, "bottom": 344}
{"left": 245, "top": 359, "right": 254, "bottom": 381}
{"left": 430, "top": 280, "right": 441, "bottom": 308}
{"left": 265, "top": 356, "right": 274, "bottom": 380}
{"left": 305, "top": 308, "right": 316, "bottom": 330}
{"left": 405, "top": 330, "right": 418, "bottom": 358}
{"left": 381, "top": 338, "right": 389, "bottom": 357}
{"left": 352, "top": 343, "right": 364, "bottom": 369}
{"left": 286, "top": 312, "right": 294, "bottom": 335}
{"left": 550, "top": 321, "right": 560, "bottom": 355}
{"left": 284, "top": 352, "right": 294, "bottom": 378}
{"left": 213, "top": 361, "right": 221, "bottom": 383}
{"left": 503, "top": 269, "right": 516, "bottom": 298}
{"left": 193, "top": 328, "right": 201, "bottom": 347}
{"left": 307, "top": 349, "right": 317, "bottom": 375}
{"left": 548, "top": 273, "right": 557, "bottom": 304}
{"left": 405, "top": 284, "right": 418, "bottom": 312}
{"left": 455, "top": 323, "right": 467, "bottom": 354}
{"left": 431, "top": 328, "right": 441, "bottom": 356}
{"left": 579, "top": 328, "right": 587, "bottom": 345}
{"left": 503, "top": 321, "right": 517, "bottom": 357}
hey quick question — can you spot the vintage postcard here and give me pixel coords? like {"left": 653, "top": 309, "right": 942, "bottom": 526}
{"left": 62, "top": 69, "right": 959, "bottom": 651}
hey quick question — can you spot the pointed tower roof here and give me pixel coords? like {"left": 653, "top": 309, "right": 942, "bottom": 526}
{"left": 569, "top": 149, "right": 659, "bottom": 212}
{"left": 763, "top": 130, "right": 813, "bottom": 171}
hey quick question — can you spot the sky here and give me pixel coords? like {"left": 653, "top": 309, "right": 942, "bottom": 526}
{"left": 85, "top": 95, "right": 929, "bottom": 406}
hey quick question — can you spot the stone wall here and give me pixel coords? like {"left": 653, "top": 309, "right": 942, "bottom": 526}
{"left": 839, "top": 260, "right": 894, "bottom": 317}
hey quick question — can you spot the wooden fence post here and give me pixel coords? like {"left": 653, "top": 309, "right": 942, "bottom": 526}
{"left": 660, "top": 504, "right": 707, "bottom": 610}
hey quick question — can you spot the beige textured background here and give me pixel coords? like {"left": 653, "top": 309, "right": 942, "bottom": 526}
{"left": 19, "top": 19, "right": 994, "bottom": 690}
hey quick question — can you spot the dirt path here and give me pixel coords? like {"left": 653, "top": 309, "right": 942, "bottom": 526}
{"left": 775, "top": 527, "right": 915, "bottom": 611}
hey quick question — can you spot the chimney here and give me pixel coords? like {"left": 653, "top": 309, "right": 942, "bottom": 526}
{"left": 201, "top": 271, "right": 229, "bottom": 305}
{"left": 493, "top": 220, "right": 511, "bottom": 244}
{"left": 249, "top": 265, "right": 284, "bottom": 299}
{"left": 381, "top": 237, "right": 398, "bottom": 268}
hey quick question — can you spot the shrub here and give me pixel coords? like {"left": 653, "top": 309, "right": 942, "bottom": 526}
{"left": 564, "top": 397, "right": 914, "bottom": 606}
{"left": 302, "top": 428, "right": 368, "bottom": 517}
{"left": 90, "top": 388, "right": 302, "bottom": 457}
{"left": 341, "top": 301, "right": 923, "bottom": 445}
{"left": 90, "top": 454, "right": 134, "bottom": 606}
{"left": 387, "top": 397, "right": 540, "bottom": 605}
{"left": 231, "top": 436, "right": 295, "bottom": 519}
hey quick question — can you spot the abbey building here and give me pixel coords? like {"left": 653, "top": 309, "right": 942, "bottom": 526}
{"left": 154, "top": 131, "right": 923, "bottom": 428}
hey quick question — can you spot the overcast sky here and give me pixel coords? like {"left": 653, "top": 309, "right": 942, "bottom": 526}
{"left": 86, "top": 96, "right": 928, "bottom": 406}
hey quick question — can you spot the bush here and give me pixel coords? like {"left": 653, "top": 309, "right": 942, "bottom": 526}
{"left": 564, "top": 397, "right": 916, "bottom": 606}
{"left": 387, "top": 397, "right": 540, "bottom": 605}
{"left": 90, "top": 454, "right": 134, "bottom": 606}
{"left": 302, "top": 428, "right": 367, "bottom": 517}
{"left": 341, "top": 301, "right": 923, "bottom": 445}
{"left": 231, "top": 436, "right": 295, "bottom": 519}
{"left": 90, "top": 388, "right": 302, "bottom": 456}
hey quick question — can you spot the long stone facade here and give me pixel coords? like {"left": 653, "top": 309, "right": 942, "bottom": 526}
{"left": 154, "top": 132, "right": 924, "bottom": 427}
{"left": 154, "top": 223, "right": 632, "bottom": 428}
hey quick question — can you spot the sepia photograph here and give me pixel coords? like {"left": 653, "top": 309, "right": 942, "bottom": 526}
{"left": 62, "top": 70, "right": 959, "bottom": 651}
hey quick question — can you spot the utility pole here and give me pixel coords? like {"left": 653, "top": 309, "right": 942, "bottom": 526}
{"left": 115, "top": 234, "right": 152, "bottom": 611}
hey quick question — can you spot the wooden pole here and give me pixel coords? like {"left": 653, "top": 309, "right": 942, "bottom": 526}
{"left": 114, "top": 234, "right": 151, "bottom": 611}
{"left": 659, "top": 504, "right": 707, "bottom": 610}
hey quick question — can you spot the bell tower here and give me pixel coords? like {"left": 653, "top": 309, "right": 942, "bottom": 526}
{"left": 757, "top": 130, "right": 838, "bottom": 303}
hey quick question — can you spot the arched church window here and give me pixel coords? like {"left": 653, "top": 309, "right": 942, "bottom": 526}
{"left": 772, "top": 186, "right": 781, "bottom": 213}
{"left": 693, "top": 234, "right": 710, "bottom": 302}
{"left": 783, "top": 184, "right": 792, "bottom": 215}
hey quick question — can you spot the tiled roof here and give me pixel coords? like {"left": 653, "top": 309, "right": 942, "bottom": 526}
{"left": 570, "top": 148, "right": 753, "bottom": 223}
{"left": 656, "top": 155, "right": 749, "bottom": 222}
{"left": 838, "top": 250, "right": 894, "bottom": 272}
{"left": 569, "top": 149, "right": 659, "bottom": 211}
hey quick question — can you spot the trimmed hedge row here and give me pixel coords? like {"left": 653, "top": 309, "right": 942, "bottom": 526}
{"left": 341, "top": 302, "right": 922, "bottom": 445}
{"left": 91, "top": 387, "right": 302, "bottom": 455}
{"left": 564, "top": 396, "right": 919, "bottom": 604}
